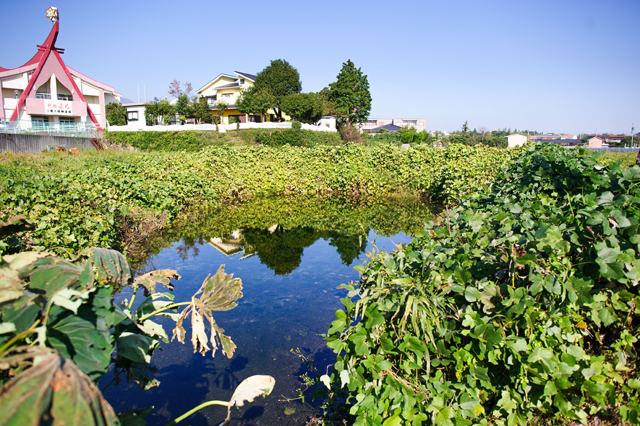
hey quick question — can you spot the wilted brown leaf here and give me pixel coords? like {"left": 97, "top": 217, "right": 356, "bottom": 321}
{"left": 225, "top": 375, "right": 275, "bottom": 424}
{"left": 134, "top": 269, "right": 180, "bottom": 296}
{"left": 0, "top": 347, "right": 119, "bottom": 426}
{"left": 172, "top": 265, "right": 243, "bottom": 358}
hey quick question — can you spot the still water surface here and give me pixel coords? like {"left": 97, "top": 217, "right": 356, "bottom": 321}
{"left": 101, "top": 197, "right": 439, "bottom": 425}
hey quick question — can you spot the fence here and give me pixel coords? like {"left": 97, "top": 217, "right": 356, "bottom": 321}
{"left": 588, "top": 147, "right": 639, "bottom": 152}
{"left": 107, "top": 121, "right": 337, "bottom": 133}
{"left": 0, "top": 120, "right": 101, "bottom": 139}
{"left": 0, "top": 133, "right": 99, "bottom": 153}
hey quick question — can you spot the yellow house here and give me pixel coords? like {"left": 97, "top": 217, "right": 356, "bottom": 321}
{"left": 196, "top": 71, "right": 289, "bottom": 124}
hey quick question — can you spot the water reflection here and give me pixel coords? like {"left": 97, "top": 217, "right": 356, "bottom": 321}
{"left": 204, "top": 226, "right": 368, "bottom": 276}
{"left": 132, "top": 195, "right": 441, "bottom": 275}
{"left": 102, "top": 196, "right": 440, "bottom": 426}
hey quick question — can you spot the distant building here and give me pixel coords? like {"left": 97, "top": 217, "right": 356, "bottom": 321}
{"left": 530, "top": 134, "right": 577, "bottom": 141}
{"left": 121, "top": 102, "right": 147, "bottom": 129}
{"left": 195, "top": 71, "right": 288, "bottom": 124}
{"left": 505, "top": 134, "right": 528, "bottom": 148}
{"left": 543, "top": 139, "right": 583, "bottom": 147}
{"left": 367, "top": 124, "right": 402, "bottom": 133}
{"left": 361, "top": 118, "right": 426, "bottom": 133}
{"left": 582, "top": 134, "right": 624, "bottom": 145}
{"left": 586, "top": 137, "right": 603, "bottom": 148}
{"left": 0, "top": 9, "right": 121, "bottom": 130}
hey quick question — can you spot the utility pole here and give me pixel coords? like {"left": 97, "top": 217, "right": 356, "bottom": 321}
{"left": 632, "top": 123, "right": 635, "bottom": 147}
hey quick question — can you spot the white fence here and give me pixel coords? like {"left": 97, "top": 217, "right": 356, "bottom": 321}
{"left": 108, "top": 121, "right": 337, "bottom": 133}
{"left": 0, "top": 119, "right": 101, "bottom": 138}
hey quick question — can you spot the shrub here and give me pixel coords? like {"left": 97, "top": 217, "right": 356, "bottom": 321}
{"left": 292, "top": 121, "right": 302, "bottom": 130}
{"left": 339, "top": 124, "right": 362, "bottom": 144}
{"left": 325, "top": 144, "right": 640, "bottom": 425}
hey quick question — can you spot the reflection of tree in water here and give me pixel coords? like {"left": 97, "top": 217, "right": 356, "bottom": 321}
{"left": 175, "top": 235, "right": 203, "bottom": 261}
{"left": 240, "top": 225, "right": 367, "bottom": 275}
{"left": 327, "top": 231, "right": 367, "bottom": 266}
{"left": 241, "top": 226, "right": 320, "bottom": 275}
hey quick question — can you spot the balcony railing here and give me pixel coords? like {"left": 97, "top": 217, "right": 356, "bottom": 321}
{"left": 35, "top": 92, "right": 52, "bottom": 99}
{"left": 0, "top": 119, "right": 100, "bottom": 138}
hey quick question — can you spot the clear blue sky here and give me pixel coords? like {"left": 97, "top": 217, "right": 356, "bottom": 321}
{"left": 1, "top": 0, "right": 638, "bottom": 134}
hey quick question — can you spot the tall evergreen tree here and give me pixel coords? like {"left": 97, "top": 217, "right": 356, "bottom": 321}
{"left": 328, "top": 60, "right": 372, "bottom": 127}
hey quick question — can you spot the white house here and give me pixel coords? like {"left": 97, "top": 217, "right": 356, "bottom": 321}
{"left": 505, "top": 134, "right": 528, "bottom": 148}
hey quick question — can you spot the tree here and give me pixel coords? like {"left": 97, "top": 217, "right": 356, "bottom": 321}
{"left": 168, "top": 79, "right": 193, "bottom": 99}
{"left": 193, "top": 96, "right": 213, "bottom": 124}
{"left": 105, "top": 102, "right": 127, "bottom": 126}
{"left": 317, "top": 87, "right": 342, "bottom": 120}
{"left": 253, "top": 59, "right": 302, "bottom": 122}
{"left": 236, "top": 87, "right": 276, "bottom": 120}
{"left": 216, "top": 101, "right": 228, "bottom": 127}
{"left": 281, "top": 93, "right": 323, "bottom": 124}
{"left": 328, "top": 60, "right": 372, "bottom": 127}
{"left": 145, "top": 97, "right": 175, "bottom": 126}
{"left": 175, "top": 94, "right": 191, "bottom": 123}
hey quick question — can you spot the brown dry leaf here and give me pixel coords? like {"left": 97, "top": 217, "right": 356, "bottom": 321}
{"left": 134, "top": 269, "right": 180, "bottom": 296}
{"left": 0, "top": 347, "right": 119, "bottom": 426}
{"left": 190, "top": 302, "right": 210, "bottom": 356}
{"left": 172, "top": 265, "right": 242, "bottom": 358}
{"left": 225, "top": 375, "right": 276, "bottom": 423}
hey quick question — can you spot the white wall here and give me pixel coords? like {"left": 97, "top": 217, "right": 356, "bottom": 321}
{"left": 108, "top": 121, "right": 337, "bottom": 133}
{"left": 506, "top": 134, "right": 528, "bottom": 148}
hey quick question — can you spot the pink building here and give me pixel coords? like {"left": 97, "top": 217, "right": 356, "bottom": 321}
{"left": 0, "top": 8, "right": 120, "bottom": 131}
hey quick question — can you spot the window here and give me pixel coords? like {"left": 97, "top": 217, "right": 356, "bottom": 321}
{"left": 57, "top": 94, "right": 73, "bottom": 101}
{"left": 32, "top": 116, "right": 49, "bottom": 128}
{"left": 240, "top": 78, "right": 245, "bottom": 84}
{"left": 36, "top": 92, "right": 51, "bottom": 99}
{"left": 59, "top": 117, "right": 74, "bottom": 124}
{"left": 128, "top": 111, "right": 139, "bottom": 121}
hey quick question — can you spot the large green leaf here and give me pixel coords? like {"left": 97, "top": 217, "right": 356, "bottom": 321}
{"left": 46, "top": 286, "right": 115, "bottom": 381}
{"left": 83, "top": 248, "right": 133, "bottom": 287}
{"left": 0, "top": 347, "right": 119, "bottom": 426}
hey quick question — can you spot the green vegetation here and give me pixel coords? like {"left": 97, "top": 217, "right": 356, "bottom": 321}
{"left": 281, "top": 92, "right": 324, "bottom": 124}
{"left": 252, "top": 59, "right": 302, "bottom": 121}
{"left": 0, "top": 221, "right": 275, "bottom": 425}
{"left": 327, "top": 59, "right": 372, "bottom": 127}
{"left": 129, "top": 195, "right": 440, "bottom": 271}
{"left": 324, "top": 144, "right": 640, "bottom": 425}
{"left": 105, "top": 102, "right": 127, "bottom": 126}
{"left": 103, "top": 128, "right": 342, "bottom": 149}
{"left": 0, "top": 144, "right": 515, "bottom": 257}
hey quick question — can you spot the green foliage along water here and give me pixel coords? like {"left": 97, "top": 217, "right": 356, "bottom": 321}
{"left": 325, "top": 144, "right": 640, "bottom": 425}
{"left": 0, "top": 144, "right": 513, "bottom": 257}
{"left": 128, "top": 195, "right": 441, "bottom": 269}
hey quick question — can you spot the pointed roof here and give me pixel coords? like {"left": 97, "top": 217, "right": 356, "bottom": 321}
{"left": 196, "top": 73, "right": 237, "bottom": 94}
{"left": 4, "top": 20, "right": 105, "bottom": 129}
{"left": 235, "top": 71, "right": 256, "bottom": 81}
{"left": 0, "top": 22, "right": 62, "bottom": 72}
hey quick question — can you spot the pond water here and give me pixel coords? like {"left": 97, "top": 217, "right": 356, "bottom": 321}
{"left": 100, "top": 196, "right": 439, "bottom": 426}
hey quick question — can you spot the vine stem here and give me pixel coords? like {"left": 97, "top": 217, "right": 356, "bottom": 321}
{"left": 0, "top": 329, "right": 39, "bottom": 358}
{"left": 128, "top": 286, "right": 138, "bottom": 311}
{"left": 138, "top": 301, "right": 191, "bottom": 322}
{"left": 163, "top": 400, "right": 229, "bottom": 426}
